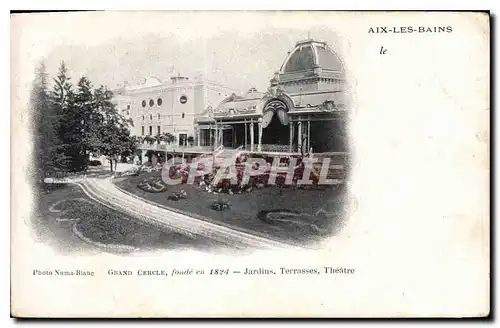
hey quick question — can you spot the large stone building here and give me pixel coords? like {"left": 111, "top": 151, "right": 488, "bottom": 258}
{"left": 195, "top": 38, "right": 349, "bottom": 155}
{"left": 112, "top": 74, "right": 236, "bottom": 147}
{"left": 113, "top": 38, "right": 349, "bottom": 164}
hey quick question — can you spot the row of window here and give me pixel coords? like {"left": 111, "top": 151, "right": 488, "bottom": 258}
{"left": 141, "top": 126, "right": 161, "bottom": 136}
{"left": 141, "top": 99, "right": 161, "bottom": 107}
{"left": 140, "top": 96, "right": 188, "bottom": 108}
{"left": 142, "top": 113, "right": 186, "bottom": 120}
{"left": 127, "top": 92, "right": 229, "bottom": 112}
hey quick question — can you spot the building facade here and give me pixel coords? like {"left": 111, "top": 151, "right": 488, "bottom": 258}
{"left": 112, "top": 75, "right": 236, "bottom": 147}
{"left": 195, "top": 38, "right": 349, "bottom": 155}
{"left": 113, "top": 38, "right": 349, "bottom": 166}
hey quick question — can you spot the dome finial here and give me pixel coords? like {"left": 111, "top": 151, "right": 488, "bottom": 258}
{"left": 270, "top": 71, "right": 280, "bottom": 86}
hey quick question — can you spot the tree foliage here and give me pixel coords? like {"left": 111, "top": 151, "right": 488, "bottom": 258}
{"left": 30, "top": 60, "right": 68, "bottom": 180}
{"left": 143, "top": 135, "right": 155, "bottom": 145}
{"left": 162, "top": 132, "right": 176, "bottom": 144}
{"left": 32, "top": 61, "right": 138, "bottom": 176}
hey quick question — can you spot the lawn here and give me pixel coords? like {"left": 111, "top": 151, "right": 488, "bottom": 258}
{"left": 114, "top": 171, "right": 347, "bottom": 246}
{"left": 34, "top": 184, "right": 221, "bottom": 254}
{"left": 32, "top": 184, "right": 96, "bottom": 254}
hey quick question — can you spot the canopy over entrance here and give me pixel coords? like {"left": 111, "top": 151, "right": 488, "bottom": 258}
{"left": 261, "top": 98, "right": 291, "bottom": 147}
{"left": 262, "top": 99, "right": 290, "bottom": 128}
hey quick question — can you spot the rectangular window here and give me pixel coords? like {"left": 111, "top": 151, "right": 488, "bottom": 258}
{"left": 157, "top": 126, "right": 161, "bottom": 135}
{"left": 179, "top": 133, "right": 187, "bottom": 146}
{"left": 149, "top": 126, "right": 152, "bottom": 135}
{"left": 141, "top": 126, "right": 145, "bottom": 136}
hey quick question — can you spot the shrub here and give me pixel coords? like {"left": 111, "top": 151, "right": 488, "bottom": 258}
{"left": 167, "top": 189, "right": 187, "bottom": 201}
{"left": 210, "top": 198, "right": 231, "bottom": 211}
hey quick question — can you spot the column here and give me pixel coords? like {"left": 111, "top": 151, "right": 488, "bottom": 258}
{"left": 289, "top": 122, "right": 293, "bottom": 152}
{"left": 244, "top": 120, "right": 247, "bottom": 150}
{"left": 214, "top": 122, "right": 218, "bottom": 148}
{"left": 220, "top": 124, "right": 224, "bottom": 147}
{"left": 297, "top": 119, "right": 302, "bottom": 153}
{"left": 307, "top": 119, "right": 311, "bottom": 152}
{"left": 197, "top": 126, "right": 201, "bottom": 147}
{"left": 141, "top": 149, "right": 148, "bottom": 164}
{"left": 209, "top": 127, "right": 212, "bottom": 147}
{"left": 258, "top": 120, "right": 263, "bottom": 152}
{"left": 250, "top": 122, "right": 254, "bottom": 152}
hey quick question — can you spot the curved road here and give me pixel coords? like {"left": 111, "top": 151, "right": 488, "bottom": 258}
{"left": 73, "top": 178, "right": 297, "bottom": 250}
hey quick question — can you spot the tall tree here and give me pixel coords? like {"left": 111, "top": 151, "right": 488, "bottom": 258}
{"left": 92, "top": 85, "right": 136, "bottom": 171}
{"left": 73, "top": 77, "right": 96, "bottom": 169}
{"left": 50, "top": 62, "right": 87, "bottom": 171}
{"left": 36, "top": 62, "right": 138, "bottom": 173}
{"left": 31, "top": 60, "right": 56, "bottom": 180}
{"left": 52, "top": 61, "right": 72, "bottom": 107}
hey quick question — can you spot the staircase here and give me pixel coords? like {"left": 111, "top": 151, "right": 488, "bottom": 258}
{"left": 213, "top": 146, "right": 244, "bottom": 168}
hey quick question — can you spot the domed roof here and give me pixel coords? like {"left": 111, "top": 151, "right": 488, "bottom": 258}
{"left": 280, "top": 39, "right": 344, "bottom": 73}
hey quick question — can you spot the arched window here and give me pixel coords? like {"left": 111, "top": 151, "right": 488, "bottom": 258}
{"left": 149, "top": 114, "right": 152, "bottom": 120}
{"left": 141, "top": 100, "right": 146, "bottom": 107}
{"left": 181, "top": 113, "right": 185, "bottom": 119}
{"left": 149, "top": 99, "right": 154, "bottom": 107}
{"left": 157, "top": 98, "right": 163, "bottom": 106}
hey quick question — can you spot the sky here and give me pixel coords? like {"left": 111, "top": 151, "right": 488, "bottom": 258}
{"left": 15, "top": 11, "right": 344, "bottom": 94}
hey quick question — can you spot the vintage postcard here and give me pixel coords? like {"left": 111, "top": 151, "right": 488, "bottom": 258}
{"left": 10, "top": 11, "right": 490, "bottom": 318}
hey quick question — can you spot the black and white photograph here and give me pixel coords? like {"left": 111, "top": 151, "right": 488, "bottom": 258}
{"left": 29, "top": 23, "right": 350, "bottom": 254}
{"left": 10, "top": 10, "right": 490, "bottom": 318}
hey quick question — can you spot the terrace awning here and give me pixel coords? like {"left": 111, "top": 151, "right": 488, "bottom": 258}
{"left": 213, "top": 98, "right": 261, "bottom": 117}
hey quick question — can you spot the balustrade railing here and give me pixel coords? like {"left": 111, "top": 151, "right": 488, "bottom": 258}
{"left": 260, "top": 144, "right": 293, "bottom": 152}
{"left": 138, "top": 143, "right": 213, "bottom": 152}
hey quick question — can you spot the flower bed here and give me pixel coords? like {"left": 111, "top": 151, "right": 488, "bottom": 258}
{"left": 137, "top": 176, "right": 167, "bottom": 193}
{"left": 167, "top": 189, "right": 187, "bottom": 201}
{"left": 185, "top": 161, "right": 316, "bottom": 195}
{"left": 256, "top": 209, "right": 331, "bottom": 235}
{"left": 210, "top": 198, "right": 231, "bottom": 211}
